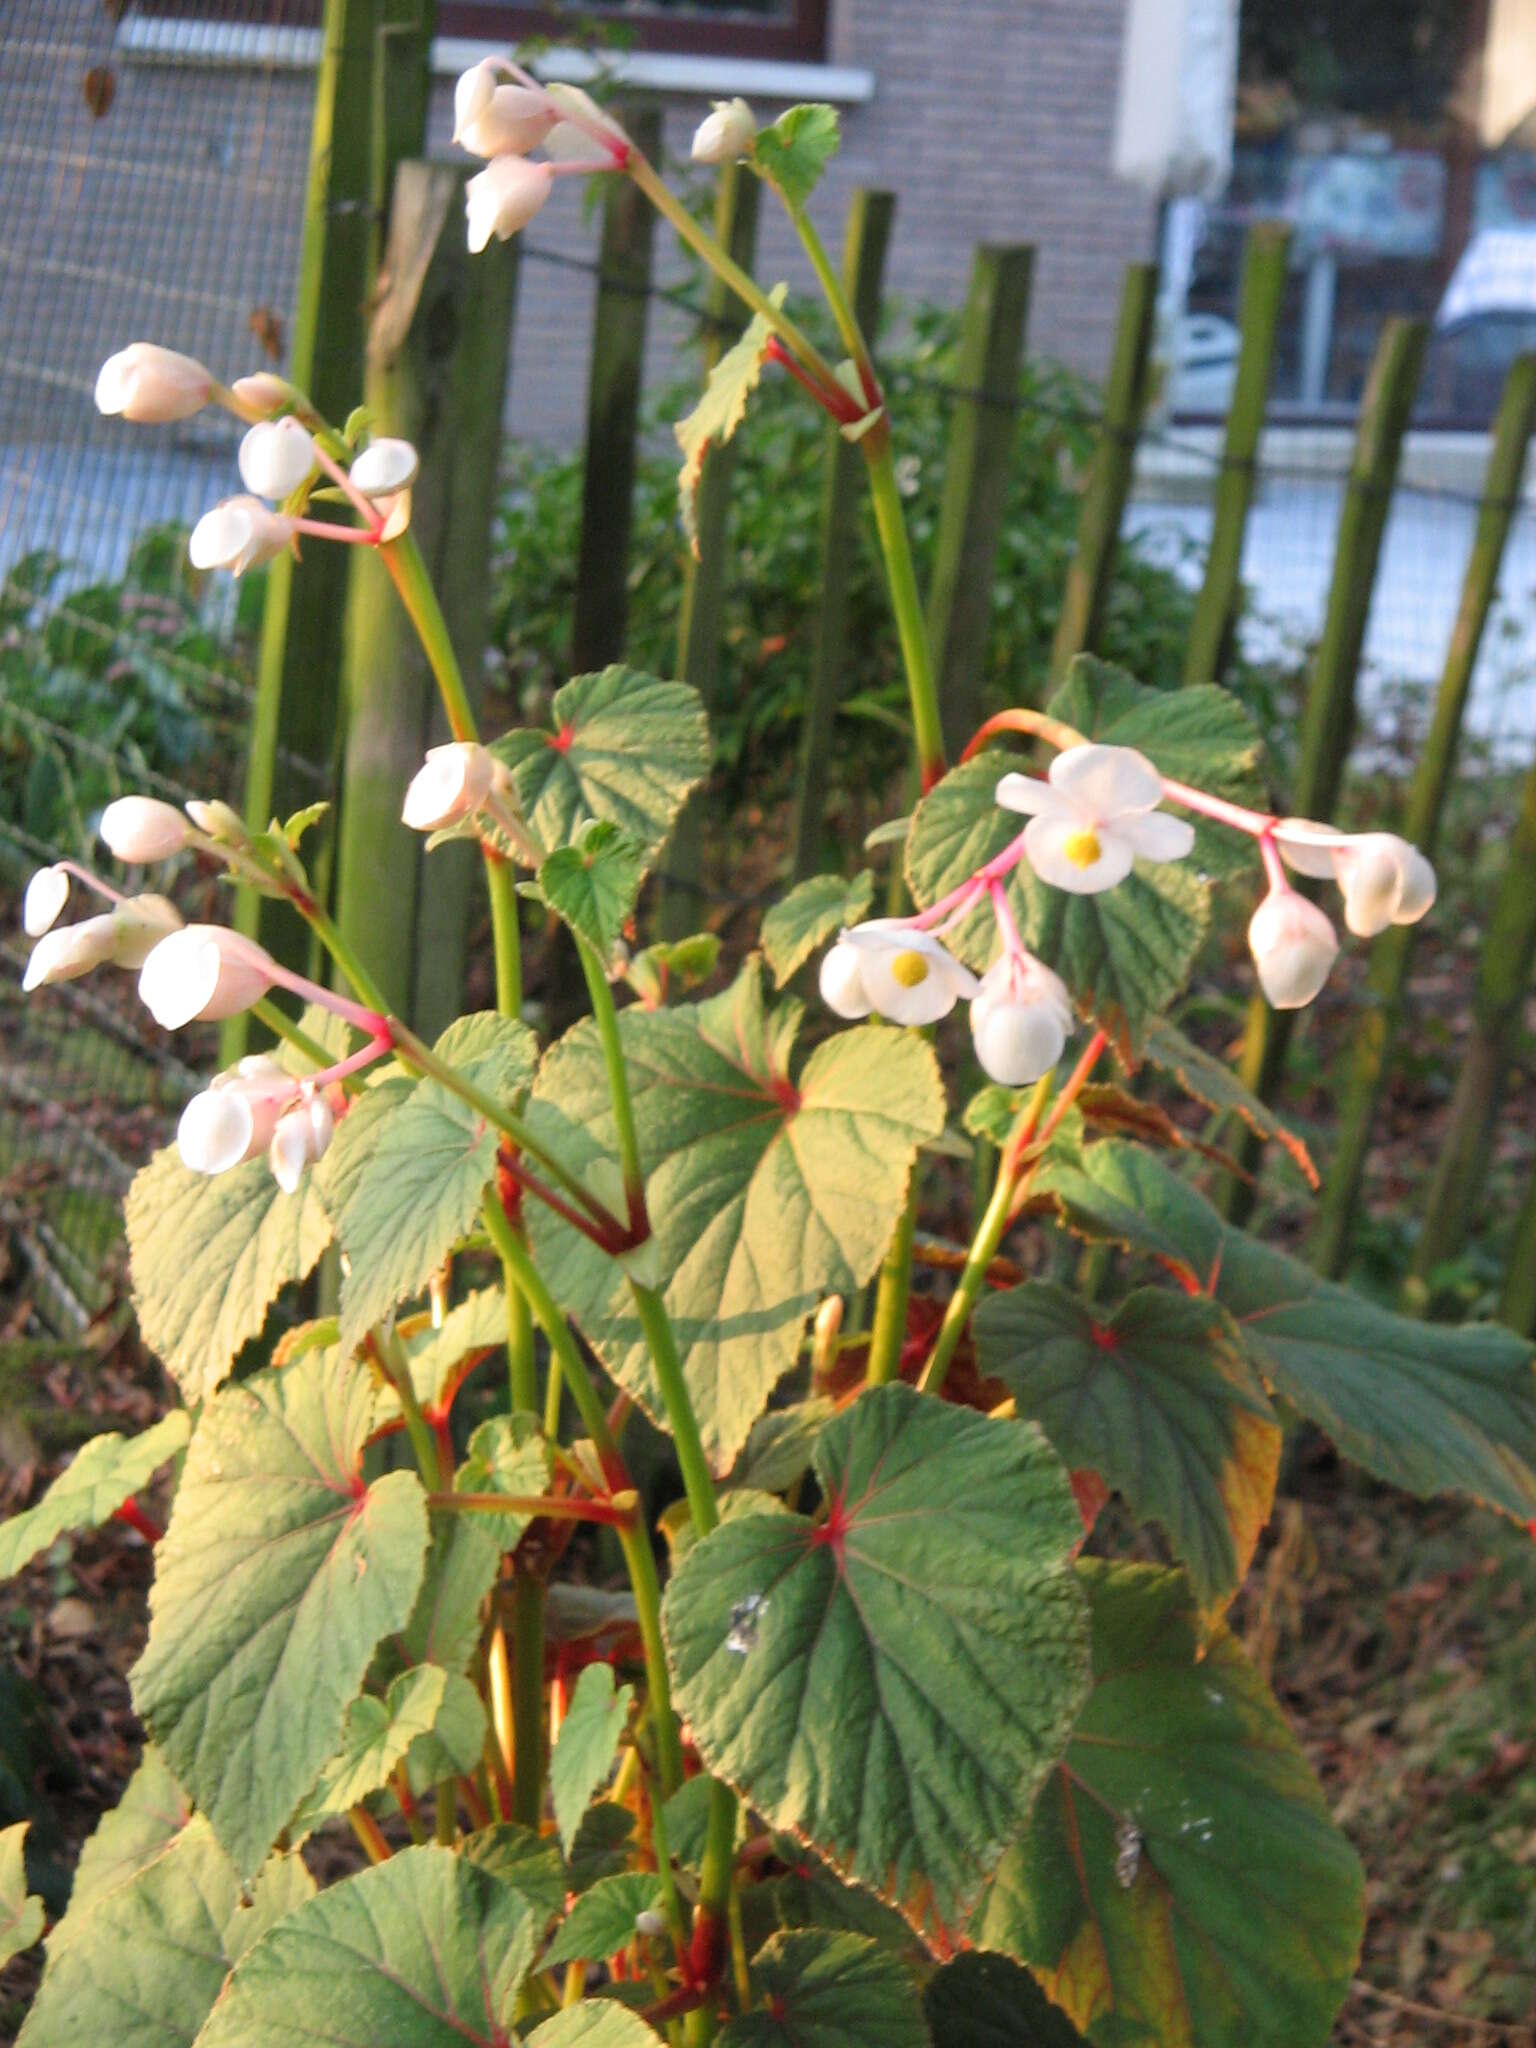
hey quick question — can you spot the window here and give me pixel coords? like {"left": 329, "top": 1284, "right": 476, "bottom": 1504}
{"left": 435, "top": 2, "right": 828, "bottom": 61}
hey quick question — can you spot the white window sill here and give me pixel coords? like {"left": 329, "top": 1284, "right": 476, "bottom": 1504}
{"left": 116, "top": 18, "right": 874, "bottom": 104}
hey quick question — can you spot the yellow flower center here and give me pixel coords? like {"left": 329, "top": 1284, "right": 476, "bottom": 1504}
{"left": 1063, "top": 828, "right": 1102, "bottom": 869}
{"left": 889, "top": 949, "right": 931, "bottom": 989}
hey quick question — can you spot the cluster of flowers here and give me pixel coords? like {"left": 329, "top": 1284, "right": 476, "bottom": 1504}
{"left": 94, "top": 342, "right": 418, "bottom": 577}
{"left": 819, "top": 741, "right": 1436, "bottom": 1085}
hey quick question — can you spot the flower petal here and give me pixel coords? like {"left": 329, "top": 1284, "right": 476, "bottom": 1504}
{"left": 995, "top": 771, "right": 1070, "bottom": 818}
{"left": 1273, "top": 818, "right": 1350, "bottom": 880}
{"left": 1024, "top": 815, "right": 1135, "bottom": 894}
{"left": 1117, "top": 809, "right": 1196, "bottom": 864}
{"left": 1049, "top": 742, "right": 1163, "bottom": 818}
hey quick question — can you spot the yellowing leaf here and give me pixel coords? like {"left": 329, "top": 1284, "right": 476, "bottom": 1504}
{"left": 675, "top": 286, "right": 787, "bottom": 555}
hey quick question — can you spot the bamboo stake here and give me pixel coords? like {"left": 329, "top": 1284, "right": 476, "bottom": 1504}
{"left": 1182, "top": 223, "right": 1291, "bottom": 686}
{"left": 789, "top": 189, "right": 897, "bottom": 881}
{"left": 1048, "top": 261, "right": 1159, "bottom": 684}
{"left": 928, "top": 244, "right": 1034, "bottom": 757}
{"left": 1310, "top": 354, "right": 1536, "bottom": 1275}
{"left": 1223, "top": 317, "right": 1427, "bottom": 1224}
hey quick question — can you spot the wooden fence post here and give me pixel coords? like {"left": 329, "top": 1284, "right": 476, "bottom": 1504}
{"left": 1309, "top": 353, "right": 1536, "bottom": 1276}
{"left": 789, "top": 188, "right": 897, "bottom": 881}
{"left": 1498, "top": 1160, "right": 1536, "bottom": 1336}
{"left": 332, "top": 162, "right": 522, "bottom": 1035}
{"left": 1181, "top": 222, "right": 1290, "bottom": 686}
{"left": 1222, "top": 316, "right": 1427, "bottom": 1223}
{"left": 928, "top": 244, "right": 1034, "bottom": 757}
{"left": 570, "top": 105, "right": 661, "bottom": 674}
{"left": 1048, "top": 261, "right": 1159, "bottom": 683}
{"left": 658, "top": 165, "right": 760, "bottom": 940}
{"left": 1405, "top": 754, "right": 1536, "bottom": 1308}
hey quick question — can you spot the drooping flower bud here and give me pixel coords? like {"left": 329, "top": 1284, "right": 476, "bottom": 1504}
{"left": 228, "top": 371, "right": 311, "bottom": 422}
{"left": 94, "top": 344, "right": 214, "bottom": 423}
{"left": 1247, "top": 887, "right": 1339, "bottom": 1010}
{"left": 691, "top": 98, "right": 755, "bottom": 165}
{"left": 189, "top": 496, "right": 296, "bottom": 576}
{"left": 349, "top": 438, "right": 419, "bottom": 497}
{"left": 453, "top": 58, "right": 499, "bottom": 139}
{"left": 238, "top": 417, "right": 316, "bottom": 501}
{"left": 268, "top": 1093, "right": 335, "bottom": 1194}
{"left": 456, "top": 79, "right": 559, "bottom": 159}
{"left": 402, "top": 742, "right": 498, "bottom": 832}
{"left": 178, "top": 1062, "right": 295, "bottom": 1177}
{"left": 99, "top": 795, "right": 191, "bottom": 863}
{"left": 23, "top": 865, "right": 69, "bottom": 938}
{"left": 466, "top": 155, "right": 554, "bottom": 253}
{"left": 22, "top": 895, "right": 182, "bottom": 992}
{"left": 1272, "top": 820, "right": 1437, "bottom": 937}
{"left": 138, "top": 924, "right": 277, "bottom": 1030}
{"left": 969, "top": 953, "right": 1073, "bottom": 1085}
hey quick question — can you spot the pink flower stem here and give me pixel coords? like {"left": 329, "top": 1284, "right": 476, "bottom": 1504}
{"left": 1259, "top": 830, "right": 1288, "bottom": 894}
{"left": 55, "top": 860, "right": 129, "bottom": 907}
{"left": 909, "top": 829, "right": 1031, "bottom": 930}
{"left": 1159, "top": 776, "right": 1277, "bottom": 837}
{"left": 548, "top": 157, "right": 620, "bottom": 178}
{"left": 253, "top": 951, "right": 389, "bottom": 1037}
{"left": 291, "top": 515, "right": 380, "bottom": 547}
{"left": 301, "top": 1036, "right": 393, "bottom": 1091}
{"left": 989, "top": 878, "right": 1028, "bottom": 962}
{"left": 311, "top": 442, "right": 385, "bottom": 534}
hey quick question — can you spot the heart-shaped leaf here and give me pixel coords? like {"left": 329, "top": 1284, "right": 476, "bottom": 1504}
{"left": 1038, "top": 1141, "right": 1536, "bottom": 1521}
{"left": 973, "top": 1562, "right": 1364, "bottom": 2048}
{"left": 492, "top": 667, "right": 708, "bottom": 866}
{"left": 924, "top": 1952, "right": 1088, "bottom": 2047}
{"left": 527, "top": 962, "right": 944, "bottom": 1469}
{"left": 132, "top": 1348, "right": 428, "bottom": 1876}
{"left": 974, "top": 1283, "right": 1281, "bottom": 1612}
{"left": 720, "top": 1930, "right": 928, "bottom": 2048}
{"left": 752, "top": 104, "right": 841, "bottom": 211}
{"left": 544, "top": 1871, "right": 666, "bottom": 1968}
{"left": 126, "top": 1145, "right": 329, "bottom": 1402}
{"left": 538, "top": 820, "right": 645, "bottom": 958}
{"left": 551, "top": 1663, "right": 633, "bottom": 1855}
{"left": 288, "top": 1664, "right": 460, "bottom": 1835}
{"left": 528, "top": 2007, "right": 666, "bottom": 2047}
{"left": 63, "top": 1746, "right": 191, "bottom": 1929}
{"left": 0, "top": 1411, "right": 189, "bottom": 1580}
{"left": 194, "top": 1844, "right": 543, "bottom": 2048}
{"left": 663, "top": 1384, "right": 1090, "bottom": 1942}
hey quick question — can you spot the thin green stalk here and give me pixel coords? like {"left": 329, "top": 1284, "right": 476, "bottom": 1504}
{"left": 616, "top": 1518, "right": 685, "bottom": 1796}
{"left": 577, "top": 938, "right": 646, "bottom": 1214}
{"left": 509, "top": 1572, "right": 545, "bottom": 1828}
{"left": 863, "top": 429, "right": 947, "bottom": 788}
{"left": 378, "top": 531, "right": 480, "bottom": 743}
{"left": 250, "top": 996, "right": 337, "bottom": 1070}
{"left": 864, "top": 1186, "right": 917, "bottom": 1385}
{"left": 642, "top": 1753, "right": 689, "bottom": 1953}
{"left": 785, "top": 200, "right": 875, "bottom": 393}
{"left": 481, "top": 1195, "right": 619, "bottom": 1467}
{"left": 629, "top": 1282, "right": 717, "bottom": 1537}
{"left": 487, "top": 856, "right": 524, "bottom": 1020}
{"left": 375, "top": 1325, "right": 444, "bottom": 1487}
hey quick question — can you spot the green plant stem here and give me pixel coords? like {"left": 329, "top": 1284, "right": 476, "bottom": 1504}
{"left": 434, "top": 1779, "right": 457, "bottom": 1844}
{"left": 250, "top": 996, "right": 338, "bottom": 1071}
{"left": 785, "top": 200, "right": 876, "bottom": 395}
{"left": 577, "top": 937, "right": 646, "bottom": 1215}
{"left": 509, "top": 1569, "right": 545, "bottom": 1829}
{"left": 374, "top": 1325, "right": 445, "bottom": 1487}
{"left": 862, "top": 428, "right": 947, "bottom": 788}
{"left": 379, "top": 532, "right": 480, "bottom": 743}
{"left": 481, "top": 1195, "right": 618, "bottom": 1470}
{"left": 864, "top": 1186, "right": 917, "bottom": 1385}
{"left": 616, "top": 1517, "right": 685, "bottom": 1797}
{"left": 628, "top": 1282, "right": 716, "bottom": 1536}
{"left": 626, "top": 151, "right": 840, "bottom": 400}
{"left": 642, "top": 1754, "right": 689, "bottom": 1955}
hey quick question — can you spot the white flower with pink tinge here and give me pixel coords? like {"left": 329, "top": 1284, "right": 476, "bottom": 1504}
{"left": 1272, "top": 821, "right": 1436, "bottom": 939}
{"left": 820, "top": 920, "right": 978, "bottom": 1027}
{"left": 996, "top": 744, "right": 1195, "bottom": 895}
{"left": 1248, "top": 886, "right": 1340, "bottom": 1010}
{"left": 970, "top": 952, "right": 1074, "bottom": 1084}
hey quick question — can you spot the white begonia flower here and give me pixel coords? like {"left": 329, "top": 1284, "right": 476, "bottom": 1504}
{"left": 23, "top": 865, "right": 70, "bottom": 938}
{"left": 189, "top": 496, "right": 296, "bottom": 576}
{"left": 1272, "top": 821, "right": 1436, "bottom": 939}
{"left": 177, "top": 1058, "right": 295, "bottom": 1177}
{"left": 22, "top": 895, "right": 182, "bottom": 993}
{"left": 269, "top": 1094, "right": 335, "bottom": 1194}
{"left": 94, "top": 344, "right": 214, "bottom": 423}
{"left": 836, "top": 919, "right": 979, "bottom": 1027}
{"left": 138, "top": 924, "right": 277, "bottom": 1030}
{"left": 466, "top": 155, "right": 554, "bottom": 253}
{"left": 819, "top": 940, "right": 872, "bottom": 1020}
{"left": 99, "top": 795, "right": 191, "bottom": 863}
{"left": 970, "top": 953, "right": 1073, "bottom": 1085}
{"left": 543, "top": 82, "right": 629, "bottom": 150}
{"left": 456, "top": 79, "right": 559, "bottom": 158}
{"left": 349, "top": 438, "right": 419, "bottom": 497}
{"left": 691, "top": 98, "right": 755, "bottom": 165}
{"left": 402, "top": 742, "right": 498, "bottom": 832}
{"left": 1247, "top": 887, "right": 1340, "bottom": 1010}
{"left": 238, "top": 417, "right": 316, "bottom": 501}
{"left": 996, "top": 744, "right": 1195, "bottom": 895}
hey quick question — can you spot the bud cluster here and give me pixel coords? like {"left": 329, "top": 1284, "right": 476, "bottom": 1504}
{"left": 453, "top": 60, "right": 631, "bottom": 251}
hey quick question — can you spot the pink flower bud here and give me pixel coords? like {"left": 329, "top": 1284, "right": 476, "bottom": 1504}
{"left": 1247, "top": 887, "right": 1339, "bottom": 1010}
{"left": 94, "top": 343, "right": 214, "bottom": 423}
{"left": 349, "top": 438, "right": 419, "bottom": 497}
{"left": 228, "top": 371, "right": 310, "bottom": 422}
{"left": 21, "top": 895, "right": 181, "bottom": 992}
{"left": 99, "top": 795, "right": 191, "bottom": 863}
{"left": 178, "top": 1066, "right": 295, "bottom": 1177}
{"left": 189, "top": 496, "right": 296, "bottom": 576}
{"left": 456, "top": 80, "right": 559, "bottom": 159}
{"left": 402, "top": 742, "right": 497, "bottom": 832}
{"left": 238, "top": 417, "right": 316, "bottom": 501}
{"left": 23, "top": 865, "right": 69, "bottom": 938}
{"left": 268, "top": 1094, "right": 334, "bottom": 1195}
{"left": 691, "top": 98, "right": 755, "bottom": 165}
{"left": 138, "top": 924, "right": 277, "bottom": 1029}
{"left": 465, "top": 155, "right": 554, "bottom": 253}
{"left": 969, "top": 954, "right": 1073, "bottom": 1085}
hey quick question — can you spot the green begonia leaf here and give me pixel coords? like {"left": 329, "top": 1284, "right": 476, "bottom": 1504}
{"left": 568, "top": 1802, "right": 636, "bottom": 1891}
{"left": 288, "top": 1664, "right": 454, "bottom": 1834}
{"left": 1140, "top": 1018, "right": 1317, "bottom": 1188}
{"left": 63, "top": 1746, "right": 191, "bottom": 1929}
{"left": 17, "top": 1820, "right": 312, "bottom": 2048}
{"left": 126, "top": 1145, "right": 330, "bottom": 1403}
{"left": 674, "top": 291, "right": 787, "bottom": 555}
{"left": 312, "top": 1075, "right": 412, "bottom": 1222}
{"left": 663, "top": 1384, "right": 1090, "bottom": 1943}
{"left": 658, "top": 1776, "right": 716, "bottom": 1874}
{"left": 399, "top": 1285, "right": 506, "bottom": 1412}
{"left": 1048, "top": 657, "right": 1267, "bottom": 879}
{"left": 766, "top": 1848, "right": 928, "bottom": 1971}
{"left": 402, "top": 1671, "right": 490, "bottom": 1789}
{"left": 904, "top": 754, "right": 1208, "bottom": 1064}
{"left": 461, "top": 1822, "right": 566, "bottom": 1918}
{"left": 924, "top": 1952, "right": 1089, "bottom": 2047}
{"left": 624, "top": 932, "right": 721, "bottom": 1008}
{"left": 761, "top": 871, "right": 876, "bottom": 987}
{"left": 455, "top": 1411, "right": 552, "bottom": 1537}
{"left": 551, "top": 1663, "right": 633, "bottom": 1855}
{"left": 492, "top": 666, "right": 709, "bottom": 866}
{"left": 0, "top": 1823, "right": 43, "bottom": 1967}
{"left": 974, "top": 1283, "right": 1281, "bottom": 1613}
{"left": 539, "top": 820, "right": 645, "bottom": 958}
{"left": 973, "top": 1562, "right": 1364, "bottom": 2048}
{"left": 401, "top": 1511, "right": 502, "bottom": 1674}
{"left": 719, "top": 1930, "right": 928, "bottom": 2048}
{"left": 332, "top": 1013, "right": 536, "bottom": 1355}
{"left": 195, "top": 1844, "right": 542, "bottom": 2048}
{"left": 728, "top": 1399, "right": 834, "bottom": 1494}
{"left": 544, "top": 1871, "right": 665, "bottom": 1967}
{"left": 528, "top": 2006, "right": 666, "bottom": 2048}
{"left": 1039, "top": 1141, "right": 1536, "bottom": 1520}
{"left": 752, "top": 104, "right": 841, "bottom": 211}
{"left": 528, "top": 962, "right": 945, "bottom": 1468}
{"left": 0, "top": 1411, "right": 189, "bottom": 1580}
{"left": 131, "top": 1349, "right": 429, "bottom": 1877}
